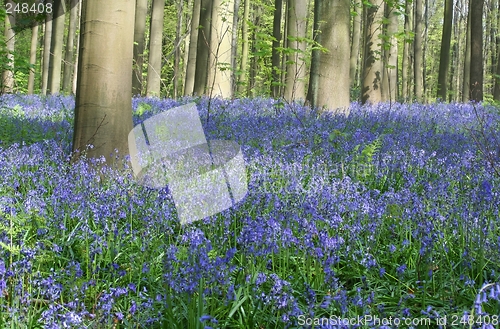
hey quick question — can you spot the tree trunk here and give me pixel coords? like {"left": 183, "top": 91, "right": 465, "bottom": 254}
{"left": 271, "top": 0, "right": 283, "bottom": 98}
{"left": 48, "top": 0, "right": 66, "bottom": 94}
{"left": 283, "top": 0, "right": 307, "bottom": 101}
{"left": 361, "top": 0, "right": 384, "bottom": 104}
{"left": 413, "top": 0, "right": 423, "bottom": 101}
{"left": 207, "top": 0, "right": 234, "bottom": 98}
{"left": 194, "top": 0, "right": 213, "bottom": 96}
{"left": 494, "top": 0, "right": 500, "bottom": 100}
{"left": 381, "top": 3, "right": 398, "bottom": 102}
{"left": 132, "top": 0, "right": 148, "bottom": 96}
{"left": 402, "top": 0, "right": 411, "bottom": 101}
{"left": 470, "top": 0, "right": 484, "bottom": 101}
{"left": 248, "top": 5, "right": 261, "bottom": 96}
{"left": 146, "top": 0, "right": 165, "bottom": 96}
{"left": 28, "top": 24, "right": 39, "bottom": 94}
{"left": 72, "top": 0, "right": 135, "bottom": 165}
{"left": 238, "top": 0, "right": 250, "bottom": 95}
{"left": 316, "top": 0, "right": 350, "bottom": 113}
{"left": 462, "top": 6, "right": 471, "bottom": 102}
{"left": 174, "top": 0, "right": 184, "bottom": 98}
{"left": 63, "top": 0, "right": 78, "bottom": 94}
{"left": 349, "top": 0, "right": 362, "bottom": 87}
{"left": 2, "top": 1, "right": 15, "bottom": 94}
{"left": 231, "top": 0, "right": 240, "bottom": 96}
{"left": 436, "top": 0, "right": 453, "bottom": 100}
{"left": 184, "top": 0, "right": 201, "bottom": 96}
{"left": 41, "top": 18, "right": 52, "bottom": 95}
{"left": 72, "top": 1, "right": 82, "bottom": 95}
{"left": 306, "top": 0, "right": 320, "bottom": 107}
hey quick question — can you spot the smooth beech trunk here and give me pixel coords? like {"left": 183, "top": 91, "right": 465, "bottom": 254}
{"left": 63, "top": 0, "right": 78, "bottom": 94}
{"left": 132, "top": 0, "right": 148, "bottom": 96}
{"left": 48, "top": 0, "right": 65, "bottom": 94}
{"left": 72, "top": 0, "right": 135, "bottom": 165}
{"left": 3, "top": 1, "right": 15, "bottom": 94}
{"left": 283, "top": 0, "right": 307, "bottom": 101}
{"left": 316, "top": 0, "right": 350, "bottom": 114}
{"left": 28, "top": 24, "right": 38, "bottom": 94}
{"left": 361, "top": 0, "right": 384, "bottom": 104}
{"left": 146, "top": 0, "right": 165, "bottom": 96}
{"left": 413, "top": 0, "right": 423, "bottom": 101}
{"left": 469, "top": 0, "right": 484, "bottom": 101}
{"left": 184, "top": 0, "right": 201, "bottom": 96}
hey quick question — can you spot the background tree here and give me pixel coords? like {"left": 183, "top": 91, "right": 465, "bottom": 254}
{"left": 194, "top": 0, "right": 213, "bottom": 96}
{"left": 271, "top": 0, "right": 283, "bottom": 98}
{"left": 361, "top": 0, "right": 384, "bottom": 104}
{"left": 184, "top": 0, "right": 201, "bottom": 96}
{"left": 414, "top": 0, "right": 424, "bottom": 101}
{"left": 350, "top": 0, "right": 362, "bottom": 88}
{"left": 283, "top": 0, "right": 307, "bottom": 101}
{"left": 63, "top": 0, "right": 78, "bottom": 94}
{"left": 41, "top": 15, "right": 52, "bottom": 95}
{"left": 146, "top": 0, "right": 165, "bottom": 96}
{"left": 381, "top": 2, "right": 398, "bottom": 102}
{"left": 315, "top": 0, "right": 350, "bottom": 113}
{"left": 72, "top": 0, "right": 135, "bottom": 164}
{"left": 469, "top": 0, "right": 484, "bottom": 101}
{"left": 27, "top": 23, "right": 38, "bottom": 94}
{"left": 132, "top": 0, "right": 148, "bottom": 96}
{"left": 437, "top": 0, "right": 453, "bottom": 100}
{"left": 48, "top": 0, "right": 65, "bottom": 94}
{"left": 2, "top": 0, "right": 15, "bottom": 93}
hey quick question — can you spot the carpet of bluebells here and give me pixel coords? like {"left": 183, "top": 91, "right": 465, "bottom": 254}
{"left": 0, "top": 94, "right": 499, "bottom": 329}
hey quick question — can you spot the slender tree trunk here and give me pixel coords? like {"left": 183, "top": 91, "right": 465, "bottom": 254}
{"left": 231, "top": 0, "right": 240, "bottom": 96}
{"left": 271, "top": 0, "right": 283, "bottom": 97}
{"left": 72, "top": 0, "right": 135, "bottom": 165}
{"left": 381, "top": 3, "right": 398, "bottom": 102}
{"left": 349, "top": 0, "right": 362, "bottom": 87}
{"left": 48, "top": 0, "right": 65, "bottom": 94}
{"left": 437, "top": 0, "right": 453, "bottom": 100}
{"left": 41, "top": 18, "right": 52, "bottom": 95}
{"left": 184, "top": 0, "right": 201, "bottom": 96}
{"left": 284, "top": 0, "right": 307, "bottom": 101}
{"left": 146, "top": 0, "right": 165, "bottom": 96}
{"left": 72, "top": 1, "right": 82, "bottom": 95}
{"left": 413, "top": 0, "right": 423, "bottom": 101}
{"left": 207, "top": 0, "right": 234, "bottom": 98}
{"left": 174, "top": 0, "right": 184, "bottom": 98}
{"left": 2, "top": 1, "right": 15, "bottom": 94}
{"left": 248, "top": 5, "right": 261, "bottom": 96}
{"left": 306, "top": 0, "right": 320, "bottom": 107}
{"left": 494, "top": 0, "right": 500, "bottom": 100}
{"left": 63, "top": 0, "right": 78, "bottom": 94}
{"left": 402, "top": 0, "right": 411, "bottom": 101}
{"left": 470, "top": 0, "right": 483, "bottom": 101}
{"left": 361, "top": 0, "right": 384, "bottom": 104}
{"left": 194, "top": 0, "right": 213, "bottom": 96}
{"left": 462, "top": 7, "right": 471, "bottom": 102}
{"left": 28, "top": 25, "right": 39, "bottom": 94}
{"left": 132, "top": 0, "right": 148, "bottom": 96}
{"left": 316, "top": 0, "right": 350, "bottom": 113}
{"left": 238, "top": 0, "right": 250, "bottom": 95}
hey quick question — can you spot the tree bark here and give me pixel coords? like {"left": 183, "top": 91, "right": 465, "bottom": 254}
{"left": 316, "top": 0, "right": 350, "bottom": 113}
{"left": 72, "top": 0, "right": 135, "bottom": 165}
{"left": 231, "top": 0, "right": 240, "bottom": 96}
{"left": 41, "top": 17, "right": 52, "bottom": 95}
{"left": 238, "top": 0, "right": 250, "bottom": 95}
{"left": 132, "top": 0, "right": 148, "bottom": 96}
{"left": 48, "top": 0, "right": 66, "bottom": 94}
{"left": 184, "top": 0, "right": 201, "bottom": 96}
{"left": 402, "top": 0, "right": 411, "bottom": 101}
{"left": 349, "top": 0, "right": 362, "bottom": 87}
{"left": 413, "top": 0, "right": 423, "bottom": 101}
{"left": 271, "top": 0, "right": 283, "bottom": 97}
{"left": 194, "top": 0, "right": 213, "bottom": 96}
{"left": 494, "top": 0, "right": 500, "bottom": 100}
{"left": 306, "top": 0, "right": 320, "bottom": 107}
{"left": 207, "top": 0, "right": 234, "bottom": 98}
{"left": 361, "top": 0, "right": 384, "bottom": 104}
{"left": 174, "top": 0, "right": 184, "bottom": 98}
{"left": 283, "top": 0, "right": 307, "bottom": 101}
{"left": 436, "top": 0, "right": 453, "bottom": 100}
{"left": 2, "top": 1, "right": 15, "bottom": 94}
{"left": 72, "top": 1, "right": 82, "bottom": 95}
{"left": 28, "top": 24, "right": 38, "bottom": 94}
{"left": 462, "top": 6, "right": 471, "bottom": 102}
{"left": 146, "top": 0, "right": 165, "bottom": 96}
{"left": 381, "top": 3, "right": 398, "bottom": 102}
{"left": 63, "top": 0, "right": 78, "bottom": 94}
{"left": 470, "top": 0, "right": 484, "bottom": 101}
